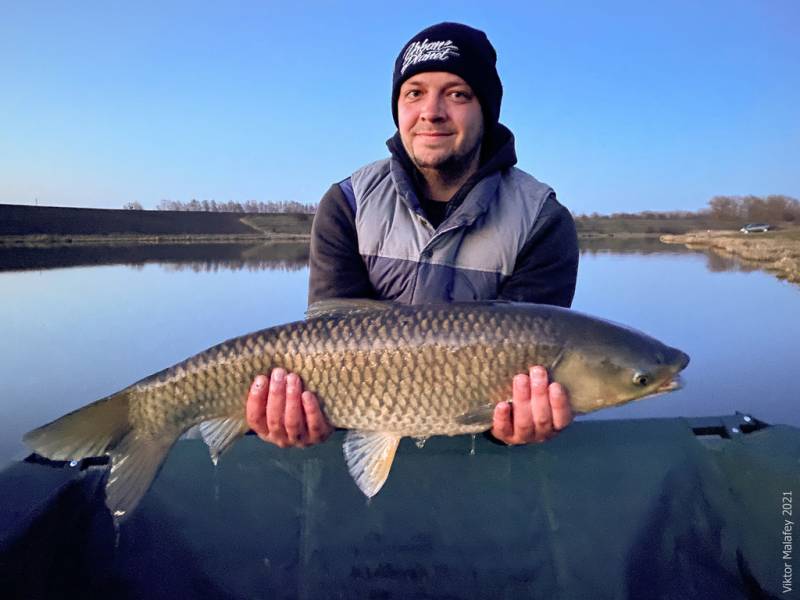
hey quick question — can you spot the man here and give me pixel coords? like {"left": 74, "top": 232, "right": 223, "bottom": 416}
{"left": 247, "top": 22, "right": 579, "bottom": 448}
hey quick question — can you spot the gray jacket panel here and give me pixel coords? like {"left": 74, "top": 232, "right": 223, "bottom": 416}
{"left": 350, "top": 157, "right": 554, "bottom": 304}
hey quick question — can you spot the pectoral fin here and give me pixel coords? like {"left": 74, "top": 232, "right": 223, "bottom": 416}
{"left": 342, "top": 430, "right": 401, "bottom": 498}
{"left": 198, "top": 416, "right": 249, "bottom": 465}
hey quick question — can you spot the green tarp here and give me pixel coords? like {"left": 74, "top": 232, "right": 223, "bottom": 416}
{"left": 2, "top": 416, "right": 798, "bottom": 599}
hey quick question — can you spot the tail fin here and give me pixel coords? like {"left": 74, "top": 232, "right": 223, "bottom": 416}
{"left": 23, "top": 389, "right": 176, "bottom": 523}
{"left": 23, "top": 389, "right": 133, "bottom": 461}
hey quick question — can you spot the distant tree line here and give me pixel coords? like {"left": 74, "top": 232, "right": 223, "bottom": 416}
{"left": 705, "top": 194, "right": 799, "bottom": 222}
{"left": 576, "top": 210, "right": 699, "bottom": 220}
{"left": 156, "top": 199, "right": 317, "bottom": 213}
{"left": 124, "top": 194, "right": 800, "bottom": 221}
{"left": 122, "top": 199, "right": 317, "bottom": 213}
{"left": 575, "top": 194, "right": 800, "bottom": 222}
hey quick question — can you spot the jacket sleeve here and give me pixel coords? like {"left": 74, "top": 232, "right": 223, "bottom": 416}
{"left": 498, "top": 193, "right": 579, "bottom": 308}
{"left": 307, "top": 183, "right": 377, "bottom": 306}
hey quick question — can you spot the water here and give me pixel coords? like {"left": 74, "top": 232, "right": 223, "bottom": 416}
{"left": 0, "top": 240, "right": 798, "bottom": 463}
{"left": 573, "top": 246, "right": 800, "bottom": 427}
{"left": 2, "top": 240, "right": 797, "bottom": 598}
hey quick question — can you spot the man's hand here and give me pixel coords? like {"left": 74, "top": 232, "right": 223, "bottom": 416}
{"left": 491, "top": 366, "right": 572, "bottom": 445}
{"left": 246, "top": 368, "right": 334, "bottom": 448}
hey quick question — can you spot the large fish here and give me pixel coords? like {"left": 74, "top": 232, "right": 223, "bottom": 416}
{"left": 24, "top": 299, "right": 689, "bottom": 522}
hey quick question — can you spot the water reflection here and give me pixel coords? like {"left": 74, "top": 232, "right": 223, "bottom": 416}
{"left": 703, "top": 250, "right": 763, "bottom": 274}
{"left": 580, "top": 237, "right": 793, "bottom": 285}
{"left": 1, "top": 237, "right": 787, "bottom": 284}
{"left": 0, "top": 241, "right": 310, "bottom": 273}
{"left": 579, "top": 236, "right": 692, "bottom": 255}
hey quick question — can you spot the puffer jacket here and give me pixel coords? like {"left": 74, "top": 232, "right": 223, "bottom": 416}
{"left": 308, "top": 124, "right": 578, "bottom": 307}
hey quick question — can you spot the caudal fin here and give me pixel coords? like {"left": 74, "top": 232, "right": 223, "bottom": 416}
{"left": 24, "top": 389, "right": 133, "bottom": 461}
{"left": 23, "top": 389, "right": 176, "bottom": 523}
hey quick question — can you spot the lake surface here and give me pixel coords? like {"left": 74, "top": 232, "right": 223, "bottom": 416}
{"left": 0, "top": 239, "right": 798, "bottom": 463}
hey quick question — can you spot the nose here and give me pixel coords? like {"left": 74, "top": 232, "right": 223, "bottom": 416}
{"left": 675, "top": 350, "right": 690, "bottom": 371}
{"left": 420, "top": 94, "right": 446, "bottom": 122}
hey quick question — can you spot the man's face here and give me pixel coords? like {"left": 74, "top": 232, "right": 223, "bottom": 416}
{"left": 397, "top": 72, "right": 484, "bottom": 175}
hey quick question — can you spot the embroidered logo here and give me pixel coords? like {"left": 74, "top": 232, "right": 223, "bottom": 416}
{"left": 401, "top": 39, "right": 460, "bottom": 74}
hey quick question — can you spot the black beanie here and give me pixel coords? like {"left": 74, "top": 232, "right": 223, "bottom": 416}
{"left": 391, "top": 22, "right": 503, "bottom": 132}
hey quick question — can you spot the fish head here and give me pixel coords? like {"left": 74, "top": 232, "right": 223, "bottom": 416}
{"left": 550, "top": 318, "right": 690, "bottom": 414}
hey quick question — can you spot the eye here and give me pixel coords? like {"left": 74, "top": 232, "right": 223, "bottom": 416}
{"left": 404, "top": 89, "right": 422, "bottom": 100}
{"left": 633, "top": 372, "right": 651, "bottom": 387}
{"left": 448, "top": 90, "right": 473, "bottom": 101}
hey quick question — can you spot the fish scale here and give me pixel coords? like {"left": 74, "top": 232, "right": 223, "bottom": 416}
{"left": 24, "top": 299, "right": 689, "bottom": 521}
{"left": 179, "top": 312, "right": 496, "bottom": 425}
{"left": 124, "top": 305, "right": 534, "bottom": 436}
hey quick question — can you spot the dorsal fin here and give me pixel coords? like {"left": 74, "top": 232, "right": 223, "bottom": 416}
{"left": 305, "top": 298, "right": 392, "bottom": 320}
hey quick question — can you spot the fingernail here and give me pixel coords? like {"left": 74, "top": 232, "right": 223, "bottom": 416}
{"left": 513, "top": 374, "right": 527, "bottom": 387}
{"left": 531, "top": 366, "right": 546, "bottom": 383}
{"left": 272, "top": 369, "right": 285, "bottom": 383}
{"left": 253, "top": 378, "right": 264, "bottom": 391}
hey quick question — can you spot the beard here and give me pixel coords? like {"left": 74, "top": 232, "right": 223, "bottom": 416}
{"left": 409, "top": 136, "right": 483, "bottom": 186}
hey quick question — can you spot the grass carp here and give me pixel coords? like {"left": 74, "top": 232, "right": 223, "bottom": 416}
{"left": 24, "top": 299, "right": 689, "bottom": 522}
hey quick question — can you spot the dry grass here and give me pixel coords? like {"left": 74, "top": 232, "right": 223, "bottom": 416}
{"left": 661, "top": 228, "right": 800, "bottom": 284}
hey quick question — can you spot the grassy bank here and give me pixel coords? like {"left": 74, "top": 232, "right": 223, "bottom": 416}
{"left": 575, "top": 216, "right": 743, "bottom": 237}
{"left": 0, "top": 204, "right": 313, "bottom": 244}
{"left": 661, "top": 228, "right": 800, "bottom": 284}
{"left": 3, "top": 202, "right": 793, "bottom": 246}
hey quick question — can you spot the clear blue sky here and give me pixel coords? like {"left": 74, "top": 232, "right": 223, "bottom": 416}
{"left": 1, "top": 1, "right": 797, "bottom": 215}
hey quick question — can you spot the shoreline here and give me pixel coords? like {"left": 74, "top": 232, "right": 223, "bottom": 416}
{"left": 0, "top": 231, "right": 662, "bottom": 246}
{"left": 0, "top": 233, "right": 311, "bottom": 248}
{"left": 661, "top": 229, "right": 800, "bottom": 284}
{"left": 576, "top": 232, "right": 663, "bottom": 240}
{"left": 0, "top": 231, "right": 661, "bottom": 248}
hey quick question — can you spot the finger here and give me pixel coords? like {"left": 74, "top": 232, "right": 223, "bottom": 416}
{"left": 511, "top": 372, "right": 534, "bottom": 442}
{"left": 302, "top": 391, "right": 333, "bottom": 443}
{"left": 284, "top": 373, "right": 307, "bottom": 445}
{"left": 549, "top": 382, "right": 573, "bottom": 431}
{"left": 266, "top": 368, "right": 288, "bottom": 446}
{"left": 491, "top": 401, "right": 513, "bottom": 442}
{"left": 246, "top": 375, "right": 269, "bottom": 440}
{"left": 530, "top": 366, "right": 554, "bottom": 442}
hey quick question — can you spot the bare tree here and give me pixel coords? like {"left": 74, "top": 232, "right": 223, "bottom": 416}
{"left": 152, "top": 198, "right": 318, "bottom": 213}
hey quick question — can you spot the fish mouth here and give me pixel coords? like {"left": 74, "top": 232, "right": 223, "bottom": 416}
{"left": 653, "top": 350, "right": 689, "bottom": 394}
{"left": 656, "top": 375, "right": 684, "bottom": 393}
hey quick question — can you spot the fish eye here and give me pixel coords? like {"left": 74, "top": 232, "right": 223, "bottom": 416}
{"left": 633, "top": 372, "right": 651, "bottom": 387}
